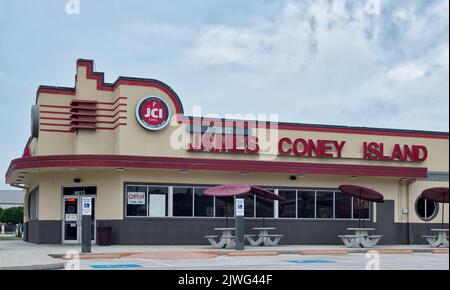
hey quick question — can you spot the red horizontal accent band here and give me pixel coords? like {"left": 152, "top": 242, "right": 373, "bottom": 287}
{"left": 40, "top": 105, "right": 71, "bottom": 109}
{"left": 77, "top": 61, "right": 184, "bottom": 115}
{"left": 40, "top": 110, "right": 71, "bottom": 116}
{"left": 71, "top": 125, "right": 96, "bottom": 130}
{"left": 40, "top": 123, "right": 71, "bottom": 127}
{"left": 70, "top": 106, "right": 97, "bottom": 111}
{"left": 39, "top": 129, "right": 73, "bottom": 133}
{"left": 183, "top": 118, "right": 449, "bottom": 140}
{"left": 70, "top": 100, "right": 97, "bottom": 105}
{"left": 69, "top": 112, "right": 97, "bottom": 117}
{"left": 5, "top": 154, "right": 428, "bottom": 181}
{"left": 38, "top": 88, "right": 75, "bottom": 95}
{"left": 40, "top": 117, "right": 71, "bottom": 121}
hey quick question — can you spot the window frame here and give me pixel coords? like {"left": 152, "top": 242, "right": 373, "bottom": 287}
{"left": 28, "top": 186, "right": 39, "bottom": 221}
{"left": 415, "top": 196, "right": 439, "bottom": 221}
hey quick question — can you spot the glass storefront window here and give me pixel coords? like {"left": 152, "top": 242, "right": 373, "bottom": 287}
{"left": 243, "top": 194, "right": 255, "bottom": 218}
{"left": 215, "top": 196, "right": 234, "bottom": 217}
{"left": 353, "top": 198, "right": 370, "bottom": 219}
{"left": 255, "top": 195, "right": 274, "bottom": 218}
{"left": 316, "top": 191, "right": 334, "bottom": 219}
{"left": 297, "top": 190, "right": 315, "bottom": 218}
{"left": 126, "top": 185, "right": 147, "bottom": 217}
{"left": 278, "top": 190, "right": 296, "bottom": 218}
{"left": 148, "top": 187, "right": 168, "bottom": 217}
{"left": 194, "top": 187, "right": 214, "bottom": 217}
{"left": 123, "top": 184, "right": 372, "bottom": 221}
{"left": 335, "top": 191, "right": 352, "bottom": 219}
{"left": 29, "top": 188, "right": 38, "bottom": 221}
{"left": 173, "top": 187, "right": 193, "bottom": 217}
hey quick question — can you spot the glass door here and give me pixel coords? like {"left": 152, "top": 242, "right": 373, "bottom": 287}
{"left": 63, "top": 196, "right": 79, "bottom": 243}
{"left": 62, "top": 189, "right": 96, "bottom": 244}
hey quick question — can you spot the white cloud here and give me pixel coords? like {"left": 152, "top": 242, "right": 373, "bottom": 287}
{"left": 182, "top": 0, "right": 448, "bottom": 131}
{"left": 385, "top": 63, "right": 425, "bottom": 82}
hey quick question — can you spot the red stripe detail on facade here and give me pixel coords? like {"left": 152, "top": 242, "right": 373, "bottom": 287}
{"left": 39, "top": 129, "right": 73, "bottom": 133}
{"left": 77, "top": 61, "right": 184, "bottom": 115}
{"left": 6, "top": 155, "right": 428, "bottom": 180}
{"left": 40, "top": 123, "right": 72, "bottom": 127}
{"left": 40, "top": 110, "right": 71, "bottom": 115}
{"left": 38, "top": 88, "right": 75, "bottom": 95}
{"left": 40, "top": 117, "right": 72, "bottom": 121}
{"left": 183, "top": 118, "right": 449, "bottom": 140}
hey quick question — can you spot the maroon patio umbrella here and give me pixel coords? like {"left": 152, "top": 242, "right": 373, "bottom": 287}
{"left": 204, "top": 184, "right": 285, "bottom": 227}
{"left": 421, "top": 187, "right": 449, "bottom": 229}
{"left": 338, "top": 184, "right": 384, "bottom": 228}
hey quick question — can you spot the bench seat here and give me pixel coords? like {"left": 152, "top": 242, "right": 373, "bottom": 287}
{"left": 259, "top": 234, "right": 284, "bottom": 237}
{"left": 204, "top": 235, "right": 219, "bottom": 239}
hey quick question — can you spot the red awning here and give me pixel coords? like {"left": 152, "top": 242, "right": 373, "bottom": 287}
{"left": 338, "top": 184, "right": 384, "bottom": 203}
{"left": 421, "top": 187, "right": 449, "bottom": 203}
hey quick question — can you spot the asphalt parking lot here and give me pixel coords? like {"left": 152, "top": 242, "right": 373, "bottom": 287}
{"left": 75, "top": 253, "right": 449, "bottom": 270}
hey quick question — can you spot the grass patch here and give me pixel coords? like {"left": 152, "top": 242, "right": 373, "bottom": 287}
{"left": 0, "top": 236, "right": 22, "bottom": 240}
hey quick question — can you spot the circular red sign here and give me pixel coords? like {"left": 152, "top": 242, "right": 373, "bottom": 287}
{"left": 136, "top": 96, "right": 170, "bottom": 130}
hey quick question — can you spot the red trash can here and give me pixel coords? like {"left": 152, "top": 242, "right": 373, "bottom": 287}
{"left": 96, "top": 226, "right": 112, "bottom": 246}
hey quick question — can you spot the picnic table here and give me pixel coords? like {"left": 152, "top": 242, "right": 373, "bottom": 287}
{"left": 245, "top": 227, "right": 284, "bottom": 246}
{"left": 422, "top": 229, "right": 449, "bottom": 248}
{"left": 339, "top": 228, "right": 383, "bottom": 248}
{"left": 205, "top": 228, "right": 236, "bottom": 249}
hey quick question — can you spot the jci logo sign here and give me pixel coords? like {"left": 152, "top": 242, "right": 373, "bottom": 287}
{"left": 136, "top": 96, "right": 170, "bottom": 131}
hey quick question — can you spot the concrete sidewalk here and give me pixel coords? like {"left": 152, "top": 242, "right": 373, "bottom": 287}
{"left": 0, "top": 240, "right": 448, "bottom": 269}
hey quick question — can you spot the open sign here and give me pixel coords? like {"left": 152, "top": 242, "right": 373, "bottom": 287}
{"left": 127, "top": 192, "right": 146, "bottom": 205}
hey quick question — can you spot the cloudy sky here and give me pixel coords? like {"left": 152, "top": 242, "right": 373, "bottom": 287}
{"left": 0, "top": 0, "right": 448, "bottom": 189}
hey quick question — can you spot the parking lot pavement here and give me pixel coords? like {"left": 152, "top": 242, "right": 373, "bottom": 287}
{"left": 76, "top": 253, "right": 449, "bottom": 270}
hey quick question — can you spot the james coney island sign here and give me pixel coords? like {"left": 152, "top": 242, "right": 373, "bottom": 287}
{"left": 185, "top": 124, "right": 428, "bottom": 163}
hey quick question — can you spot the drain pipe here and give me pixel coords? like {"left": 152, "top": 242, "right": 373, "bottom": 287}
{"left": 400, "top": 178, "right": 411, "bottom": 244}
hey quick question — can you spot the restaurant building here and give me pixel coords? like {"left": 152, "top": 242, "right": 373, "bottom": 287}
{"left": 4, "top": 59, "right": 449, "bottom": 245}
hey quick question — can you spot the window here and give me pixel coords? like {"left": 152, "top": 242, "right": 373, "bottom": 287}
{"left": 353, "top": 198, "right": 370, "bottom": 219}
{"left": 243, "top": 194, "right": 255, "bottom": 218}
{"left": 194, "top": 187, "right": 214, "bottom": 217}
{"left": 255, "top": 197, "right": 273, "bottom": 217}
{"left": 173, "top": 187, "right": 193, "bottom": 217}
{"left": 148, "top": 187, "right": 168, "bottom": 217}
{"left": 335, "top": 191, "right": 352, "bottom": 219}
{"left": 316, "top": 191, "right": 334, "bottom": 219}
{"left": 297, "top": 190, "right": 315, "bottom": 218}
{"left": 29, "top": 188, "right": 38, "bottom": 220}
{"left": 215, "top": 196, "right": 234, "bottom": 217}
{"left": 416, "top": 196, "right": 438, "bottom": 221}
{"left": 278, "top": 190, "right": 296, "bottom": 218}
{"left": 256, "top": 190, "right": 274, "bottom": 218}
{"left": 126, "top": 185, "right": 147, "bottom": 217}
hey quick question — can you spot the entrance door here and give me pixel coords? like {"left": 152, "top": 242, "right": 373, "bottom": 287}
{"left": 62, "top": 188, "right": 96, "bottom": 244}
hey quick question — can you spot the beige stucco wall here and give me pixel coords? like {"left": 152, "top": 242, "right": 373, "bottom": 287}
{"left": 13, "top": 61, "right": 448, "bottom": 227}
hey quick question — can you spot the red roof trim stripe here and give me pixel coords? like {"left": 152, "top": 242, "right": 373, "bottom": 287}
{"left": 5, "top": 155, "right": 428, "bottom": 181}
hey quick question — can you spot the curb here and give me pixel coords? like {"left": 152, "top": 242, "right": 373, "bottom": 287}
{"left": 227, "top": 251, "right": 278, "bottom": 257}
{"left": 431, "top": 249, "right": 449, "bottom": 254}
{"left": 0, "top": 262, "right": 65, "bottom": 270}
{"left": 49, "top": 248, "right": 447, "bottom": 260}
